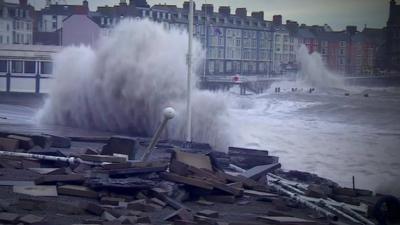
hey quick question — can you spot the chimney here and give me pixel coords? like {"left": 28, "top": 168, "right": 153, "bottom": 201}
{"left": 235, "top": 8, "right": 247, "bottom": 18}
{"left": 19, "top": 0, "right": 28, "bottom": 6}
{"left": 346, "top": 25, "right": 357, "bottom": 36}
{"left": 218, "top": 6, "right": 230, "bottom": 16}
{"left": 130, "top": 0, "right": 150, "bottom": 8}
{"left": 251, "top": 11, "right": 264, "bottom": 20}
{"left": 83, "top": 0, "right": 88, "bottom": 8}
{"left": 273, "top": 15, "right": 282, "bottom": 26}
{"left": 286, "top": 20, "right": 299, "bottom": 33}
{"left": 201, "top": 4, "right": 213, "bottom": 14}
{"left": 183, "top": 1, "right": 196, "bottom": 11}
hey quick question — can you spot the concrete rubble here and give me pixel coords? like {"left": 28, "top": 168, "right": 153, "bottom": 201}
{"left": 0, "top": 131, "right": 399, "bottom": 225}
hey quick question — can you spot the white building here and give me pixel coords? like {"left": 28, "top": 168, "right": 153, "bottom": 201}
{"left": 272, "top": 25, "right": 298, "bottom": 74}
{"left": 0, "top": 0, "right": 33, "bottom": 45}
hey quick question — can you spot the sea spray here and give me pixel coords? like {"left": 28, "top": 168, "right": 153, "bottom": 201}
{"left": 37, "top": 19, "right": 231, "bottom": 149}
{"left": 296, "top": 45, "right": 345, "bottom": 89}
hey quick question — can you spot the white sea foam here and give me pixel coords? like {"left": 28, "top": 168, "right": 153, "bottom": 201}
{"left": 37, "top": 19, "right": 231, "bottom": 149}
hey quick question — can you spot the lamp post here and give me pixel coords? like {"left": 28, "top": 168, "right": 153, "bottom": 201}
{"left": 186, "top": 0, "right": 194, "bottom": 144}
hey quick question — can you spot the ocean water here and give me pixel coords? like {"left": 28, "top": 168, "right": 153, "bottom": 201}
{"left": 227, "top": 84, "right": 400, "bottom": 196}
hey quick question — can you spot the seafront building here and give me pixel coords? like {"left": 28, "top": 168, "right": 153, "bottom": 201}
{"left": 0, "top": 0, "right": 395, "bottom": 77}
{"left": 0, "top": 0, "right": 34, "bottom": 45}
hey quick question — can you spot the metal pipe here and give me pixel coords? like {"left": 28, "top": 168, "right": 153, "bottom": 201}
{"left": 0, "top": 150, "right": 100, "bottom": 166}
{"left": 141, "top": 107, "right": 176, "bottom": 161}
{"left": 269, "top": 182, "right": 338, "bottom": 221}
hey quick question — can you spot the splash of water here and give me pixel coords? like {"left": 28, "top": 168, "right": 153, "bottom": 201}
{"left": 37, "top": 19, "right": 231, "bottom": 149}
{"left": 296, "top": 45, "right": 345, "bottom": 89}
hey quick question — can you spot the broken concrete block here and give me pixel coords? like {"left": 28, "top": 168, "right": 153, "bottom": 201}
{"left": 58, "top": 185, "right": 98, "bottom": 198}
{"left": 35, "top": 174, "right": 85, "bottom": 185}
{"left": 197, "top": 210, "right": 219, "bottom": 218}
{"left": 257, "top": 216, "right": 316, "bottom": 224}
{"left": 18, "top": 214, "right": 44, "bottom": 224}
{"left": 0, "top": 137, "right": 19, "bottom": 151}
{"left": 0, "top": 212, "right": 19, "bottom": 223}
{"left": 241, "top": 163, "right": 281, "bottom": 180}
{"left": 7, "top": 135, "right": 34, "bottom": 150}
{"left": 13, "top": 185, "right": 58, "bottom": 197}
{"left": 101, "top": 136, "right": 137, "bottom": 160}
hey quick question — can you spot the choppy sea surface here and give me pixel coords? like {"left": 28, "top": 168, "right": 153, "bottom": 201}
{"left": 1, "top": 83, "right": 400, "bottom": 196}
{"left": 228, "top": 83, "right": 400, "bottom": 196}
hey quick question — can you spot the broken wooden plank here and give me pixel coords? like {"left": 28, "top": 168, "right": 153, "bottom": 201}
{"left": 13, "top": 185, "right": 58, "bottom": 197}
{"left": 0, "top": 137, "right": 19, "bottom": 151}
{"left": 108, "top": 165, "right": 167, "bottom": 177}
{"left": 160, "top": 172, "right": 213, "bottom": 190}
{"left": 7, "top": 135, "right": 34, "bottom": 150}
{"left": 35, "top": 174, "right": 85, "bottom": 185}
{"left": 18, "top": 214, "right": 44, "bottom": 224}
{"left": 257, "top": 216, "right": 316, "bottom": 225}
{"left": 101, "top": 136, "right": 137, "bottom": 160}
{"left": 58, "top": 185, "right": 98, "bottom": 198}
{"left": 241, "top": 163, "right": 281, "bottom": 180}
{"left": 173, "top": 150, "right": 213, "bottom": 171}
{"left": 243, "top": 190, "right": 279, "bottom": 198}
{"left": 0, "top": 181, "right": 35, "bottom": 186}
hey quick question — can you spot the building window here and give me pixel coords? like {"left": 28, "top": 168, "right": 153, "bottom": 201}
{"left": 12, "top": 60, "right": 23, "bottom": 73}
{"left": 40, "top": 62, "right": 53, "bottom": 74}
{"left": 340, "top": 41, "right": 346, "bottom": 47}
{"left": 24, "top": 61, "right": 36, "bottom": 74}
{"left": 0, "top": 60, "right": 7, "bottom": 73}
{"left": 52, "top": 21, "right": 57, "bottom": 29}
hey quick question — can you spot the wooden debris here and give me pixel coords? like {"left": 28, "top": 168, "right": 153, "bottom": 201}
{"left": 35, "top": 174, "right": 85, "bottom": 185}
{"left": 241, "top": 163, "right": 281, "bottom": 180}
{"left": 160, "top": 172, "right": 213, "bottom": 190}
{"left": 13, "top": 185, "right": 58, "bottom": 197}
{"left": 0, "top": 181, "right": 35, "bottom": 186}
{"left": 18, "top": 214, "right": 44, "bottom": 224}
{"left": 257, "top": 216, "right": 316, "bottom": 225}
{"left": 174, "top": 150, "right": 213, "bottom": 171}
{"left": 80, "top": 202, "right": 105, "bottom": 216}
{"left": 101, "top": 136, "right": 137, "bottom": 160}
{"left": 58, "top": 185, "right": 98, "bottom": 198}
{"left": 79, "top": 154, "right": 127, "bottom": 163}
{"left": 197, "top": 209, "right": 219, "bottom": 218}
{"left": 164, "top": 208, "right": 193, "bottom": 221}
{"left": 0, "top": 137, "right": 19, "bottom": 151}
{"left": 0, "top": 212, "right": 19, "bottom": 223}
{"left": 7, "top": 135, "right": 34, "bottom": 150}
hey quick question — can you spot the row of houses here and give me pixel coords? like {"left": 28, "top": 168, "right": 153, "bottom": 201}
{"left": 0, "top": 0, "right": 398, "bottom": 76}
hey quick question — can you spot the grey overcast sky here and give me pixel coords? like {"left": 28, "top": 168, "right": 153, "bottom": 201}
{"left": 8, "top": 0, "right": 390, "bottom": 30}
